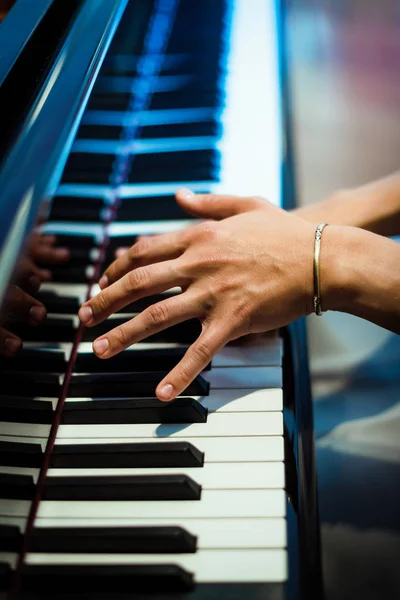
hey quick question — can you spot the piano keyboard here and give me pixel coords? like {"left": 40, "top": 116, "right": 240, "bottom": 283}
{"left": 0, "top": 0, "right": 320, "bottom": 598}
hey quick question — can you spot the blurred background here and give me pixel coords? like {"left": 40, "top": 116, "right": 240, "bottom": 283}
{"left": 286, "top": 1, "right": 400, "bottom": 598}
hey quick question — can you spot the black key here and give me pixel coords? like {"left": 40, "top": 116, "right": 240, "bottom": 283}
{"left": 43, "top": 474, "right": 201, "bottom": 501}
{"left": 1, "top": 372, "right": 60, "bottom": 397}
{"left": 0, "top": 474, "right": 35, "bottom": 500}
{"left": 107, "top": 235, "right": 138, "bottom": 252}
{"left": 67, "top": 372, "right": 209, "bottom": 398}
{"left": 31, "top": 526, "right": 196, "bottom": 554}
{"left": 141, "top": 121, "right": 219, "bottom": 139}
{"left": 116, "top": 194, "right": 197, "bottom": 221}
{"left": 60, "top": 397, "right": 207, "bottom": 424}
{"left": 73, "top": 346, "right": 211, "bottom": 372}
{"left": 52, "top": 196, "right": 105, "bottom": 210}
{"left": 50, "top": 441, "right": 204, "bottom": 468}
{"left": 78, "top": 121, "right": 218, "bottom": 141}
{"left": 0, "top": 348, "right": 66, "bottom": 372}
{"left": 48, "top": 233, "right": 97, "bottom": 248}
{"left": 64, "top": 152, "right": 115, "bottom": 171}
{"left": 0, "top": 562, "right": 13, "bottom": 592}
{"left": 0, "top": 397, "right": 53, "bottom": 424}
{"left": 82, "top": 318, "right": 201, "bottom": 344}
{"left": 35, "top": 291, "right": 80, "bottom": 314}
{"left": 128, "top": 163, "right": 217, "bottom": 184}
{"left": 149, "top": 90, "right": 222, "bottom": 110}
{"left": 50, "top": 266, "right": 91, "bottom": 283}
{"left": 11, "top": 318, "right": 76, "bottom": 342}
{"left": 0, "top": 525, "right": 23, "bottom": 552}
{"left": 77, "top": 124, "right": 124, "bottom": 140}
{"left": 49, "top": 205, "right": 103, "bottom": 222}
{"left": 0, "top": 441, "right": 43, "bottom": 467}
{"left": 118, "top": 292, "right": 178, "bottom": 313}
{"left": 21, "top": 564, "right": 194, "bottom": 593}
{"left": 130, "top": 149, "right": 214, "bottom": 170}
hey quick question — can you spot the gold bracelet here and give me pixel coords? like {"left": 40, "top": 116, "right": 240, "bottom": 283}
{"left": 313, "top": 222, "right": 328, "bottom": 316}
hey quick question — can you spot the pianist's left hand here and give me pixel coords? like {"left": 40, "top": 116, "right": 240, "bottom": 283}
{"left": 79, "top": 190, "right": 317, "bottom": 401}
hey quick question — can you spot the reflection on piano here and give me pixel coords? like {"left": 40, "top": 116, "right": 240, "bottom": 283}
{"left": 0, "top": 0, "right": 322, "bottom": 597}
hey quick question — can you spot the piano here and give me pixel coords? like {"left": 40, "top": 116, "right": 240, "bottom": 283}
{"left": 0, "top": 0, "right": 322, "bottom": 598}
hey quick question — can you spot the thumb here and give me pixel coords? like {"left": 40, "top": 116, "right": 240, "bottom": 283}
{"left": 175, "top": 188, "right": 264, "bottom": 220}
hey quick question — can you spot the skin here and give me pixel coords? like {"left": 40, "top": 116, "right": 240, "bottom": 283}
{"left": 0, "top": 234, "right": 70, "bottom": 356}
{"left": 79, "top": 185, "right": 400, "bottom": 402}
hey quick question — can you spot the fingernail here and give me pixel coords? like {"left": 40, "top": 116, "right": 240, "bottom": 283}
{"left": 158, "top": 383, "right": 174, "bottom": 401}
{"left": 93, "top": 338, "right": 109, "bottom": 356}
{"left": 79, "top": 305, "right": 93, "bottom": 324}
{"left": 40, "top": 269, "right": 52, "bottom": 281}
{"left": 55, "top": 248, "right": 70, "bottom": 259}
{"left": 99, "top": 275, "right": 109, "bottom": 289}
{"left": 29, "top": 305, "right": 46, "bottom": 324}
{"left": 28, "top": 274, "right": 41, "bottom": 290}
{"left": 115, "top": 247, "right": 128, "bottom": 258}
{"left": 4, "top": 337, "right": 22, "bottom": 355}
{"left": 177, "top": 187, "right": 194, "bottom": 200}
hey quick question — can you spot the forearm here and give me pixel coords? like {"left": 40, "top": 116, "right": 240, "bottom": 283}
{"left": 323, "top": 225, "right": 400, "bottom": 333}
{"left": 296, "top": 172, "right": 400, "bottom": 236}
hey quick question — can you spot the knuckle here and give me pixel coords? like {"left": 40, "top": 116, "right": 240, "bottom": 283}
{"left": 94, "top": 292, "right": 110, "bottom": 314}
{"left": 191, "top": 339, "right": 212, "bottom": 364}
{"left": 146, "top": 302, "right": 169, "bottom": 329}
{"left": 129, "top": 237, "right": 150, "bottom": 261}
{"left": 125, "top": 267, "right": 149, "bottom": 293}
{"left": 195, "top": 220, "right": 219, "bottom": 241}
{"left": 113, "top": 325, "right": 130, "bottom": 348}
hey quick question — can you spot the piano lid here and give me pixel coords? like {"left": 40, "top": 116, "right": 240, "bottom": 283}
{"left": 0, "top": 0, "right": 128, "bottom": 310}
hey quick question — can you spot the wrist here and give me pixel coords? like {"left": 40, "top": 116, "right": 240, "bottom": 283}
{"left": 317, "top": 224, "right": 362, "bottom": 313}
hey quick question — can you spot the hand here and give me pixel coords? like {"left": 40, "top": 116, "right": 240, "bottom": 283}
{"left": 0, "top": 284, "right": 46, "bottom": 356}
{"left": 28, "top": 233, "right": 70, "bottom": 266}
{"left": 79, "top": 190, "right": 315, "bottom": 401}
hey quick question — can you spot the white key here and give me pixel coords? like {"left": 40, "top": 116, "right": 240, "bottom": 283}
{"left": 39, "top": 282, "right": 88, "bottom": 303}
{"left": 74, "top": 338, "right": 282, "bottom": 368}
{"left": 41, "top": 222, "right": 104, "bottom": 239}
{"left": 54, "top": 435, "right": 285, "bottom": 462}
{"left": 0, "top": 517, "right": 26, "bottom": 535}
{"left": 0, "top": 435, "right": 47, "bottom": 449}
{"left": 107, "top": 219, "right": 195, "bottom": 236}
{"left": 199, "top": 388, "right": 282, "bottom": 412}
{"left": 82, "top": 107, "right": 218, "bottom": 127}
{"left": 56, "top": 411, "right": 283, "bottom": 439}
{"left": 64, "top": 388, "right": 282, "bottom": 413}
{"left": 0, "top": 553, "right": 18, "bottom": 569}
{"left": 47, "top": 462, "right": 285, "bottom": 489}
{"left": 0, "top": 423, "right": 51, "bottom": 438}
{"left": 0, "top": 500, "right": 31, "bottom": 518}
{"left": 72, "top": 136, "right": 216, "bottom": 155}
{"left": 25, "top": 549, "right": 287, "bottom": 583}
{"left": 0, "top": 467, "right": 39, "bottom": 482}
{"left": 206, "top": 366, "right": 282, "bottom": 389}
{"left": 37, "top": 489, "right": 285, "bottom": 519}
{"left": 34, "top": 517, "right": 287, "bottom": 549}
{"left": 214, "top": 338, "right": 282, "bottom": 367}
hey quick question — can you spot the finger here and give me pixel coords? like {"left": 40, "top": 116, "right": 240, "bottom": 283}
{"left": 92, "top": 293, "right": 199, "bottom": 358}
{"left": 33, "top": 243, "right": 70, "bottom": 265}
{"left": 175, "top": 188, "right": 265, "bottom": 220}
{"left": 5, "top": 286, "right": 46, "bottom": 325}
{"left": 100, "top": 233, "right": 189, "bottom": 290}
{"left": 0, "top": 328, "right": 22, "bottom": 357}
{"left": 15, "top": 258, "right": 51, "bottom": 289}
{"left": 115, "top": 247, "right": 129, "bottom": 258}
{"left": 79, "top": 260, "right": 187, "bottom": 326}
{"left": 156, "top": 323, "right": 230, "bottom": 401}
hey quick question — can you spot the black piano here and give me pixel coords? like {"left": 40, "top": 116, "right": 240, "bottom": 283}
{"left": 0, "top": 0, "right": 322, "bottom": 598}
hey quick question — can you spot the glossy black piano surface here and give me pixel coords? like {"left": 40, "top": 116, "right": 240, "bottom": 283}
{"left": 0, "top": 0, "right": 321, "bottom": 598}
